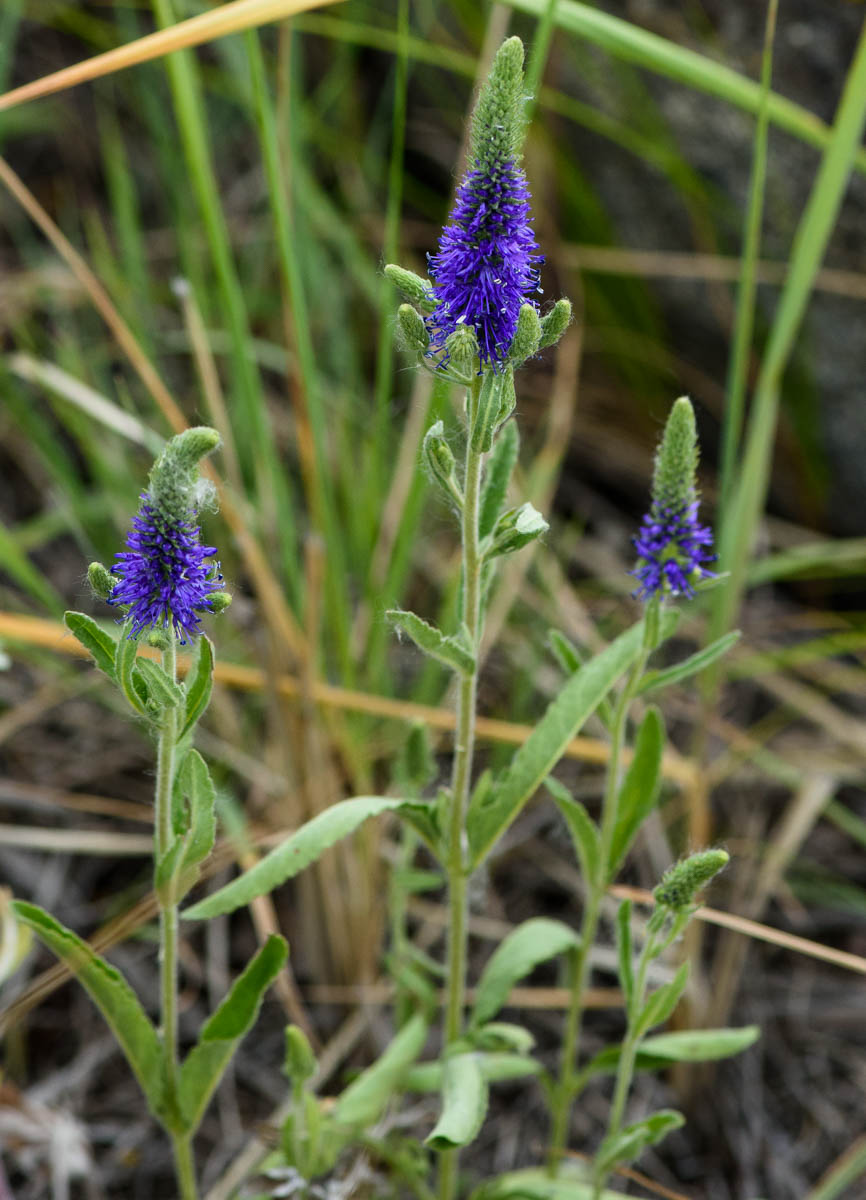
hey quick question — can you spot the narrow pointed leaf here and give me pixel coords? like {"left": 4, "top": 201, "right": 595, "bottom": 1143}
{"left": 470, "top": 1165, "right": 631, "bottom": 1199}
{"left": 64, "top": 611, "right": 117, "bottom": 679}
{"left": 546, "top": 777, "right": 601, "bottom": 887}
{"left": 595, "top": 1109, "right": 684, "bottom": 1174}
{"left": 608, "top": 706, "right": 664, "bottom": 879}
{"left": 335, "top": 1012, "right": 428, "bottom": 1128}
{"left": 115, "top": 624, "right": 148, "bottom": 714}
{"left": 472, "top": 917, "right": 580, "bottom": 1027}
{"left": 179, "top": 749, "right": 216, "bottom": 870}
{"left": 426, "top": 1053, "right": 488, "bottom": 1149}
{"left": 406, "top": 1052, "right": 542, "bottom": 1093}
{"left": 583, "top": 1027, "right": 761, "bottom": 1078}
{"left": 179, "top": 634, "right": 214, "bottom": 738}
{"left": 467, "top": 619, "right": 650, "bottom": 865}
{"left": 638, "top": 631, "right": 741, "bottom": 695}
{"left": 386, "top": 609, "right": 475, "bottom": 675}
{"left": 11, "top": 901, "right": 164, "bottom": 1118}
{"left": 178, "top": 935, "right": 287, "bottom": 1132}
{"left": 615, "top": 901, "right": 634, "bottom": 1015}
{"left": 634, "top": 961, "right": 689, "bottom": 1039}
{"left": 479, "top": 417, "right": 519, "bottom": 538}
{"left": 184, "top": 797, "right": 405, "bottom": 920}
{"left": 135, "top": 657, "right": 185, "bottom": 709}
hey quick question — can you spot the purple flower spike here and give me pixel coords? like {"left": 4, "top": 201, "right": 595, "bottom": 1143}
{"left": 631, "top": 500, "right": 716, "bottom": 601}
{"left": 109, "top": 495, "right": 220, "bottom": 643}
{"left": 426, "top": 160, "right": 542, "bottom": 369}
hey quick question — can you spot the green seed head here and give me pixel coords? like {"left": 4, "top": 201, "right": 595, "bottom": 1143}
{"left": 652, "top": 397, "right": 699, "bottom": 514}
{"left": 470, "top": 36, "right": 527, "bottom": 173}
{"left": 149, "top": 427, "right": 221, "bottom": 521}
{"left": 653, "top": 848, "right": 729, "bottom": 910}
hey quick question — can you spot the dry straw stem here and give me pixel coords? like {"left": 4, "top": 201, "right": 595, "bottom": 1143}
{"left": 0, "top": 612, "right": 696, "bottom": 788}
{"left": 0, "top": 0, "right": 342, "bottom": 113}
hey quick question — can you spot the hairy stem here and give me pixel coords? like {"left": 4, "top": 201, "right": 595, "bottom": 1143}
{"left": 548, "top": 629, "right": 652, "bottom": 1173}
{"left": 439, "top": 382, "right": 484, "bottom": 1200}
{"left": 155, "top": 638, "right": 198, "bottom": 1200}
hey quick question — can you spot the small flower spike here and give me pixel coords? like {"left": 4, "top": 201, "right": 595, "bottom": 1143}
{"left": 653, "top": 849, "right": 729, "bottom": 910}
{"left": 631, "top": 397, "right": 716, "bottom": 600}
{"left": 108, "top": 428, "right": 224, "bottom": 643}
{"left": 426, "top": 37, "right": 542, "bottom": 368}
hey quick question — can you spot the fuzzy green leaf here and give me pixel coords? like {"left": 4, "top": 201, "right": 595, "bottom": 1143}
{"left": 426, "top": 1053, "right": 489, "bottom": 1150}
{"left": 615, "top": 901, "right": 634, "bottom": 1015}
{"left": 178, "top": 935, "right": 286, "bottom": 1132}
{"left": 608, "top": 707, "right": 664, "bottom": 880}
{"left": 595, "top": 1109, "right": 684, "bottom": 1175}
{"left": 638, "top": 631, "right": 741, "bottom": 695}
{"left": 179, "top": 749, "right": 216, "bottom": 871}
{"left": 470, "top": 1167, "right": 629, "bottom": 1199}
{"left": 387, "top": 609, "right": 475, "bottom": 675}
{"left": 471, "top": 918, "right": 580, "bottom": 1027}
{"left": 64, "top": 611, "right": 117, "bottom": 680}
{"left": 115, "top": 625, "right": 148, "bottom": 715}
{"left": 135, "top": 657, "right": 185, "bottom": 710}
{"left": 179, "top": 635, "right": 214, "bottom": 739}
{"left": 11, "top": 901, "right": 165, "bottom": 1119}
{"left": 545, "top": 777, "right": 601, "bottom": 887}
{"left": 406, "top": 1052, "right": 542, "bottom": 1093}
{"left": 634, "top": 962, "right": 690, "bottom": 1039}
{"left": 479, "top": 418, "right": 519, "bottom": 539}
{"left": 467, "top": 620, "right": 648, "bottom": 865}
{"left": 335, "top": 1012, "right": 428, "bottom": 1129}
{"left": 583, "top": 1027, "right": 760, "bottom": 1078}
{"left": 183, "top": 797, "right": 405, "bottom": 920}
{"left": 471, "top": 370, "right": 507, "bottom": 454}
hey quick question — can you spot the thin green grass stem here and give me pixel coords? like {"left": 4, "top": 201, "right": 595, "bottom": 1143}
{"left": 548, "top": 627, "right": 652, "bottom": 1172}
{"left": 718, "top": 0, "right": 778, "bottom": 513}
{"left": 711, "top": 17, "right": 866, "bottom": 649}
{"left": 439, "top": 382, "right": 484, "bottom": 1200}
{"left": 154, "top": 638, "right": 197, "bottom": 1199}
{"left": 523, "top": 0, "right": 560, "bottom": 124}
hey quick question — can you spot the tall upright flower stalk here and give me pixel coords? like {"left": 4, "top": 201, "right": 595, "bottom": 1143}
{"left": 549, "top": 397, "right": 718, "bottom": 1171}
{"left": 387, "top": 37, "right": 570, "bottom": 1200}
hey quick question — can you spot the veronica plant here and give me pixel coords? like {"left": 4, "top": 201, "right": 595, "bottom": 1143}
{"left": 179, "top": 44, "right": 756, "bottom": 1200}
{"left": 11, "top": 429, "right": 286, "bottom": 1200}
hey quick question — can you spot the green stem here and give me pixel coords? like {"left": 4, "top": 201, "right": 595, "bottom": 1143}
{"left": 439, "top": 382, "right": 484, "bottom": 1200}
{"left": 155, "top": 639, "right": 198, "bottom": 1200}
{"left": 548, "top": 607, "right": 656, "bottom": 1173}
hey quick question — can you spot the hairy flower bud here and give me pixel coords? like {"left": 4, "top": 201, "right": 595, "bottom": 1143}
{"left": 538, "top": 298, "right": 573, "bottom": 349}
{"left": 284, "top": 1025, "right": 317, "bottom": 1083}
{"left": 445, "top": 324, "right": 480, "bottom": 378}
{"left": 87, "top": 561, "right": 114, "bottom": 601}
{"left": 385, "top": 264, "right": 437, "bottom": 314}
{"left": 423, "top": 420, "right": 461, "bottom": 507}
{"left": 653, "top": 849, "right": 729, "bottom": 910}
{"left": 509, "top": 303, "right": 541, "bottom": 362}
{"left": 396, "top": 303, "right": 430, "bottom": 355}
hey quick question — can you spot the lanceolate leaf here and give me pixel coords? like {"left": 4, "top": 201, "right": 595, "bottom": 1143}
{"left": 406, "top": 1052, "right": 542, "bottom": 1093}
{"left": 546, "top": 777, "right": 601, "bottom": 887}
{"left": 335, "top": 1012, "right": 429, "bottom": 1128}
{"left": 135, "top": 657, "right": 185, "bottom": 709}
{"left": 179, "top": 634, "right": 214, "bottom": 738}
{"left": 11, "top": 901, "right": 165, "bottom": 1119}
{"left": 183, "top": 797, "right": 405, "bottom": 920}
{"left": 178, "top": 935, "right": 287, "bottom": 1132}
{"left": 471, "top": 918, "right": 580, "bottom": 1027}
{"left": 467, "top": 619, "right": 648, "bottom": 865}
{"left": 179, "top": 749, "right": 216, "bottom": 871}
{"left": 479, "top": 417, "right": 519, "bottom": 538}
{"left": 426, "top": 1053, "right": 489, "bottom": 1150}
{"left": 470, "top": 1166, "right": 630, "bottom": 1199}
{"left": 607, "top": 706, "right": 664, "bottom": 880}
{"left": 634, "top": 961, "right": 690, "bottom": 1038}
{"left": 637, "top": 631, "right": 741, "bottom": 696}
{"left": 115, "top": 624, "right": 148, "bottom": 714}
{"left": 386, "top": 609, "right": 475, "bottom": 675}
{"left": 64, "top": 611, "right": 117, "bottom": 680}
{"left": 594, "top": 1109, "right": 684, "bottom": 1174}
{"left": 583, "top": 1026, "right": 761, "bottom": 1078}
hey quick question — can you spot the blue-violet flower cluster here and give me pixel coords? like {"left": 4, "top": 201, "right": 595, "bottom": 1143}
{"left": 109, "top": 496, "right": 220, "bottom": 642}
{"left": 631, "top": 500, "right": 716, "bottom": 600}
{"left": 427, "top": 159, "right": 542, "bottom": 368}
